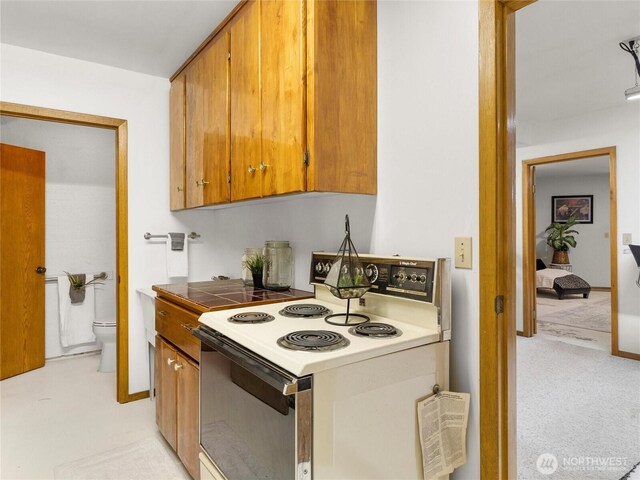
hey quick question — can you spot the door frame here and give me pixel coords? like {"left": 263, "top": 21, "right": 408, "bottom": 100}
{"left": 0, "top": 101, "right": 141, "bottom": 403}
{"left": 478, "top": 0, "right": 535, "bottom": 478}
{"left": 521, "top": 148, "right": 620, "bottom": 358}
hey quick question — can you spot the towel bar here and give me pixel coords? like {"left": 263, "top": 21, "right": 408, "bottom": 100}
{"left": 144, "top": 232, "right": 200, "bottom": 240}
{"left": 45, "top": 271, "right": 109, "bottom": 284}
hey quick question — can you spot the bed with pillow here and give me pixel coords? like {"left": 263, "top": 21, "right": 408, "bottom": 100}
{"left": 536, "top": 259, "right": 591, "bottom": 299}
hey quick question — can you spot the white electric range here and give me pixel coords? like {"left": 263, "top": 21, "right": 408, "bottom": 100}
{"left": 195, "top": 253, "right": 451, "bottom": 480}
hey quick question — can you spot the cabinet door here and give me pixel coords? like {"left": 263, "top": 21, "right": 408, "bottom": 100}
{"left": 170, "top": 74, "right": 186, "bottom": 210}
{"left": 186, "top": 35, "right": 231, "bottom": 208}
{"left": 177, "top": 354, "right": 200, "bottom": 480}
{"left": 260, "top": 0, "right": 306, "bottom": 196}
{"left": 156, "top": 337, "right": 177, "bottom": 450}
{"left": 185, "top": 59, "right": 203, "bottom": 208}
{"left": 230, "top": 0, "right": 262, "bottom": 201}
{"left": 307, "top": 0, "right": 377, "bottom": 194}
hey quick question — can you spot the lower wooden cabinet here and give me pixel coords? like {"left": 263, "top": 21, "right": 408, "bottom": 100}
{"left": 156, "top": 335, "right": 200, "bottom": 479}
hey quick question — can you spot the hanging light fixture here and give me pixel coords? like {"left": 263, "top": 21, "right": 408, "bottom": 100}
{"left": 620, "top": 37, "right": 640, "bottom": 101}
{"left": 323, "top": 214, "right": 371, "bottom": 326}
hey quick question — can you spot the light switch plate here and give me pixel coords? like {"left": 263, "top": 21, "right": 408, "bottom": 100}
{"left": 622, "top": 233, "right": 633, "bottom": 245}
{"left": 455, "top": 237, "right": 472, "bottom": 269}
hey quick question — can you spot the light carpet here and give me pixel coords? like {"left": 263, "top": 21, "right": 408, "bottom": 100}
{"left": 53, "top": 434, "right": 191, "bottom": 480}
{"left": 536, "top": 291, "right": 611, "bottom": 351}
{"left": 537, "top": 291, "right": 611, "bottom": 333}
{"left": 517, "top": 336, "right": 640, "bottom": 480}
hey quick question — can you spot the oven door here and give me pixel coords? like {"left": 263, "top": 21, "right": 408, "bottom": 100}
{"left": 193, "top": 326, "right": 312, "bottom": 480}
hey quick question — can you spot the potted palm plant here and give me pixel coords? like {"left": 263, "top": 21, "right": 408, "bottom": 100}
{"left": 242, "top": 253, "right": 265, "bottom": 289}
{"left": 545, "top": 214, "right": 579, "bottom": 264}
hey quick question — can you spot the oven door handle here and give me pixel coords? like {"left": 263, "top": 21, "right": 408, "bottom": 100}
{"left": 193, "top": 326, "right": 311, "bottom": 395}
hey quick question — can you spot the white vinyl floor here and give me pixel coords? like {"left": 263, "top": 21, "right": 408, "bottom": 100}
{"left": 0, "top": 353, "right": 163, "bottom": 480}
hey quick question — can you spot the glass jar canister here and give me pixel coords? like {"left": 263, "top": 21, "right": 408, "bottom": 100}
{"left": 262, "top": 241, "right": 293, "bottom": 291}
{"left": 241, "top": 248, "right": 262, "bottom": 286}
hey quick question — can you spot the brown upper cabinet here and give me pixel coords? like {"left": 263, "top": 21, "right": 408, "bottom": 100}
{"left": 169, "top": 73, "right": 186, "bottom": 210}
{"left": 169, "top": 0, "right": 377, "bottom": 211}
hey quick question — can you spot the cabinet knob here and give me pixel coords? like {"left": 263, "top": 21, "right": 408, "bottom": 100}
{"left": 248, "top": 165, "right": 256, "bottom": 174}
{"left": 259, "top": 161, "right": 269, "bottom": 172}
{"left": 181, "top": 323, "right": 194, "bottom": 332}
{"left": 167, "top": 358, "right": 175, "bottom": 366}
{"left": 177, "top": 186, "right": 183, "bottom": 192}
{"left": 158, "top": 310, "right": 168, "bottom": 317}
{"left": 174, "top": 363, "right": 183, "bottom": 371}
{"left": 196, "top": 179, "right": 210, "bottom": 187}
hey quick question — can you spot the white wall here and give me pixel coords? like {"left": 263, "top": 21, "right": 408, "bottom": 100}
{"left": 516, "top": 103, "right": 640, "bottom": 354}
{"left": 534, "top": 172, "right": 610, "bottom": 287}
{"left": 375, "top": 3, "right": 480, "bottom": 477}
{"left": 0, "top": 43, "right": 220, "bottom": 391}
{"left": 1, "top": 2, "right": 481, "bottom": 476}
{"left": 1, "top": 119, "right": 116, "bottom": 359}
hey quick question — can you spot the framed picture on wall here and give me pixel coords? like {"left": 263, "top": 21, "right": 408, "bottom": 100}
{"left": 551, "top": 195, "right": 593, "bottom": 224}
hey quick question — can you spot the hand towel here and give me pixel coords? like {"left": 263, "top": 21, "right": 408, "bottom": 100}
{"left": 58, "top": 274, "right": 96, "bottom": 347}
{"left": 166, "top": 233, "right": 189, "bottom": 277}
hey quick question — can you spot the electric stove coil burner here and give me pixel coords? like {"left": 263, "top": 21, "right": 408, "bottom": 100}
{"left": 348, "top": 322, "right": 402, "bottom": 339}
{"left": 227, "top": 312, "right": 275, "bottom": 324}
{"left": 277, "top": 330, "right": 350, "bottom": 352}
{"left": 279, "top": 304, "right": 333, "bottom": 318}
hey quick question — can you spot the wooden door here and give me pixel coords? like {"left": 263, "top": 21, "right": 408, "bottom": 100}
{"left": 230, "top": 0, "right": 262, "bottom": 201}
{"left": 177, "top": 353, "right": 200, "bottom": 480}
{"left": 260, "top": 0, "right": 306, "bottom": 196}
{"left": 155, "top": 336, "right": 177, "bottom": 450}
{"left": 0, "top": 143, "right": 46, "bottom": 380}
{"left": 170, "top": 73, "right": 186, "bottom": 210}
{"left": 186, "top": 35, "right": 231, "bottom": 208}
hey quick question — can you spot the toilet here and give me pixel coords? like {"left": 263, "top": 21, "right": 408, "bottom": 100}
{"left": 93, "top": 320, "right": 116, "bottom": 373}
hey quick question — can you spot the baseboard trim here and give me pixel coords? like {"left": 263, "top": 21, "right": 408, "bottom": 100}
{"left": 615, "top": 350, "right": 640, "bottom": 361}
{"left": 124, "top": 390, "right": 150, "bottom": 402}
{"left": 517, "top": 330, "right": 524, "bottom": 336}
{"left": 591, "top": 287, "right": 611, "bottom": 292}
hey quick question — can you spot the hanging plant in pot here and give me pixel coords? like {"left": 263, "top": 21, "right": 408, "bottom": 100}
{"left": 545, "top": 214, "right": 579, "bottom": 264}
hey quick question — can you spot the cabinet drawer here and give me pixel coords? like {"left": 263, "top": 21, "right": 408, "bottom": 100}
{"left": 156, "top": 297, "right": 200, "bottom": 363}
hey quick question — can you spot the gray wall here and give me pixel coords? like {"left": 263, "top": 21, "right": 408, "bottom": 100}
{"left": 534, "top": 172, "right": 610, "bottom": 287}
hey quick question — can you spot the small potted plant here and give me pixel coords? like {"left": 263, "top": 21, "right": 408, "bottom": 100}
{"left": 64, "top": 272, "right": 105, "bottom": 304}
{"left": 545, "top": 214, "right": 579, "bottom": 264}
{"left": 242, "top": 253, "right": 265, "bottom": 289}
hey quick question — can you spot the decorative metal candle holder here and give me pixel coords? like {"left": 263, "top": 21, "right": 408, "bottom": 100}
{"left": 323, "top": 215, "right": 371, "bottom": 326}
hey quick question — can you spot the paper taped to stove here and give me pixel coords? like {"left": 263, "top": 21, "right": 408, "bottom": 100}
{"left": 417, "top": 390, "right": 470, "bottom": 479}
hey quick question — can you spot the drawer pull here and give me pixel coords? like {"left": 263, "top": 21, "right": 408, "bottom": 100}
{"left": 181, "top": 323, "right": 195, "bottom": 332}
{"left": 174, "top": 363, "right": 184, "bottom": 371}
{"left": 158, "top": 310, "right": 168, "bottom": 317}
{"left": 167, "top": 358, "right": 175, "bottom": 366}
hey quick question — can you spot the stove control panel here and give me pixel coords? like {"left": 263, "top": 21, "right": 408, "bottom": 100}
{"left": 310, "top": 252, "right": 439, "bottom": 303}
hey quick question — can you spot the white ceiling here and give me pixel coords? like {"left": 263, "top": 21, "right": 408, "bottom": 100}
{"left": 516, "top": 0, "right": 640, "bottom": 122}
{"left": 1, "top": 0, "right": 638, "bottom": 121}
{"left": 534, "top": 155, "right": 610, "bottom": 179}
{"left": 0, "top": 0, "right": 237, "bottom": 78}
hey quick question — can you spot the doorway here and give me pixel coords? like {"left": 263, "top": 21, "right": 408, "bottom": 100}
{"left": 522, "top": 147, "right": 618, "bottom": 354}
{"left": 0, "top": 101, "right": 137, "bottom": 403}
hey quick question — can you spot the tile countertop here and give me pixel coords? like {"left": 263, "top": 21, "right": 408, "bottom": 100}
{"left": 152, "top": 279, "right": 314, "bottom": 315}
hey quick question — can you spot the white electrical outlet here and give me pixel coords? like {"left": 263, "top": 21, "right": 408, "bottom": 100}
{"left": 455, "top": 237, "right": 472, "bottom": 269}
{"left": 623, "top": 233, "right": 633, "bottom": 245}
